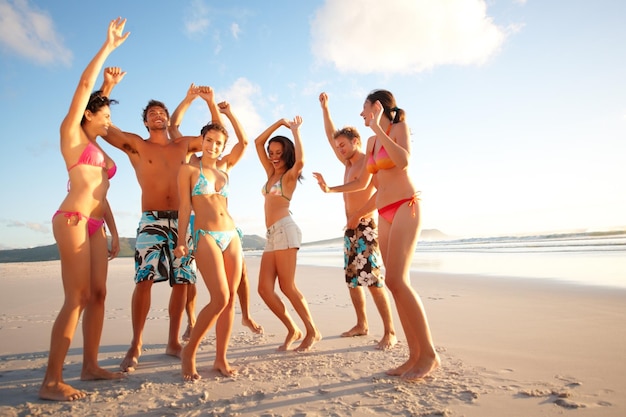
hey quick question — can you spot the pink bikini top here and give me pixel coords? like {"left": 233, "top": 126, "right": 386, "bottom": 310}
{"left": 66, "top": 141, "right": 116, "bottom": 191}
{"left": 67, "top": 141, "right": 117, "bottom": 179}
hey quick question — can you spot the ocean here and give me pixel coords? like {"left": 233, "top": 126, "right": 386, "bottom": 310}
{"left": 291, "top": 230, "right": 626, "bottom": 289}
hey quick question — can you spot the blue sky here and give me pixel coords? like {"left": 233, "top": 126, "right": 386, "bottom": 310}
{"left": 0, "top": 0, "right": 625, "bottom": 249}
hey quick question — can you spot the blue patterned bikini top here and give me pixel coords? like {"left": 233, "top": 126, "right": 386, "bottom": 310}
{"left": 192, "top": 160, "right": 229, "bottom": 198}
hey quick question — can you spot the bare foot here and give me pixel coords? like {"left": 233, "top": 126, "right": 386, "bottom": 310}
{"left": 386, "top": 357, "right": 415, "bottom": 377}
{"left": 120, "top": 346, "right": 141, "bottom": 372}
{"left": 341, "top": 325, "right": 368, "bottom": 337}
{"left": 213, "top": 359, "right": 238, "bottom": 377}
{"left": 242, "top": 317, "right": 264, "bottom": 334}
{"left": 81, "top": 365, "right": 126, "bottom": 381}
{"left": 181, "top": 345, "right": 200, "bottom": 382}
{"left": 278, "top": 328, "right": 303, "bottom": 351}
{"left": 181, "top": 324, "right": 193, "bottom": 342}
{"left": 401, "top": 354, "right": 441, "bottom": 381}
{"left": 376, "top": 332, "right": 398, "bottom": 351}
{"left": 295, "top": 329, "right": 322, "bottom": 352}
{"left": 165, "top": 342, "right": 183, "bottom": 359}
{"left": 39, "top": 380, "right": 87, "bottom": 401}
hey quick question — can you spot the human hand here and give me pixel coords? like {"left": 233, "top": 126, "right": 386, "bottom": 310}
{"left": 109, "top": 235, "right": 120, "bottom": 260}
{"left": 103, "top": 67, "right": 126, "bottom": 87}
{"left": 107, "top": 17, "right": 130, "bottom": 50}
{"left": 174, "top": 244, "right": 188, "bottom": 259}
{"left": 198, "top": 86, "right": 215, "bottom": 103}
{"left": 289, "top": 115, "right": 303, "bottom": 132}
{"left": 346, "top": 214, "right": 361, "bottom": 230}
{"left": 312, "top": 172, "right": 329, "bottom": 193}
{"left": 319, "top": 92, "right": 329, "bottom": 109}
{"left": 218, "top": 101, "right": 231, "bottom": 115}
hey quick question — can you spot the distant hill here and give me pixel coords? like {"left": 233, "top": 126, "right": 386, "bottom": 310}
{"left": 0, "top": 235, "right": 268, "bottom": 264}
{"left": 0, "top": 229, "right": 448, "bottom": 263}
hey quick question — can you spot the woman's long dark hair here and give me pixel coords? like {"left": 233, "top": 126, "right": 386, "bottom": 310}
{"left": 81, "top": 90, "right": 118, "bottom": 125}
{"left": 366, "top": 89, "right": 405, "bottom": 124}
{"left": 268, "top": 135, "right": 303, "bottom": 182}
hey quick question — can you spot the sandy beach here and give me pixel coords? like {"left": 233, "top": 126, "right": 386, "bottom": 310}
{"left": 0, "top": 256, "right": 624, "bottom": 416}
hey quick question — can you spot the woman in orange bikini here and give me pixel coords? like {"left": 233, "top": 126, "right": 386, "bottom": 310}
{"left": 254, "top": 117, "right": 321, "bottom": 352}
{"left": 40, "top": 18, "right": 129, "bottom": 401}
{"left": 314, "top": 90, "right": 439, "bottom": 380}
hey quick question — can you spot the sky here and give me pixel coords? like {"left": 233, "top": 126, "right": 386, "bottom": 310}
{"left": 0, "top": 0, "right": 625, "bottom": 249}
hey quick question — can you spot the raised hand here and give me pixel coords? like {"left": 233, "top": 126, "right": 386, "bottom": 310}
{"left": 107, "top": 17, "right": 130, "bottom": 50}
{"left": 103, "top": 67, "right": 126, "bottom": 87}
{"left": 319, "top": 92, "right": 329, "bottom": 109}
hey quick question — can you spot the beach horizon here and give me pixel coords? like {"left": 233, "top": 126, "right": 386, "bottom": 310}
{"left": 0, "top": 255, "right": 624, "bottom": 416}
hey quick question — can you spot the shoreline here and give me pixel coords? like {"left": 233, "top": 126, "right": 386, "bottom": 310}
{"left": 1, "top": 257, "right": 624, "bottom": 416}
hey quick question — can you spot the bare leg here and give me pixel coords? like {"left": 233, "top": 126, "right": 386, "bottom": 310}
{"left": 274, "top": 249, "right": 322, "bottom": 352}
{"left": 182, "top": 238, "right": 229, "bottom": 381}
{"left": 214, "top": 243, "right": 242, "bottom": 377}
{"left": 40, "top": 217, "right": 89, "bottom": 401}
{"left": 342, "top": 286, "right": 369, "bottom": 337}
{"left": 378, "top": 204, "right": 439, "bottom": 380}
{"left": 81, "top": 228, "right": 124, "bottom": 380}
{"left": 166, "top": 284, "right": 186, "bottom": 358}
{"left": 237, "top": 260, "right": 263, "bottom": 334}
{"left": 368, "top": 286, "right": 397, "bottom": 350}
{"left": 182, "top": 284, "right": 197, "bottom": 342}
{"left": 257, "top": 251, "right": 302, "bottom": 351}
{"left": 120, "top": 280, "right": 153, "bottom": 372}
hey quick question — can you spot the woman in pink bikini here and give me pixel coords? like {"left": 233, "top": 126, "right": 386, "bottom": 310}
{"left": 40, "top": 18, "right": 129, "bottom": 401}
{"left": 313, "top": 90, "right": 439, "bottom": 380}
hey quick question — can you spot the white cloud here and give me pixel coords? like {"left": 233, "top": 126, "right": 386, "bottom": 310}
{"left": 230, "top": 22, "right": 241, "bottom": 40}
{"left": 310, "top": 0, "right": 507, "bottom": 74}
{"left": 217, "top": 77, "right": 265, "bottom": 140}
{"left": 184, "top": 0, "right": 211, "bottom": 37}
{"left": 0, "top": 0, "right": 72, "bottom": 66}
{"left": 6, "top": 219, "right": 49, "bottom": 234}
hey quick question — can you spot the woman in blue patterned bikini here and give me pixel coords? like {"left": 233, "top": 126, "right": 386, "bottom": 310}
{"left": 254, "top": 117, "right": 322, "bottom": 352}
{"left": 40, "top": 18, "right": 129, "bottom": 401}
{"left": 174, "top": 119, "right": 244, "bottom": 381}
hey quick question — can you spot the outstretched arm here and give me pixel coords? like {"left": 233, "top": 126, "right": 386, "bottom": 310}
{"left": 319, "top": 92, "right": 344, "bottom": 164}
{"left": 254, "top": 118, "right": 290, "bottom": 176}
{"left": 60, "top": 18, "right": 129, "bottom": 149}
{"left": 218, "top": 101, "right": 248, "bottom": 171}
{"left": 313, "top": 136, "right": 374, "bottom": 194}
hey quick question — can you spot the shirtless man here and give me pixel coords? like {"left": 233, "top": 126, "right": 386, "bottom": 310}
{"left": 313, "top": 92, "right": 397, "bottom": 350}
{"left": 100, "top": 68, "right": 202, "bottom": 371}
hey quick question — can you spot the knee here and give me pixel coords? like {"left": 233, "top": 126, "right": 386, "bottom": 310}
{"left": 384, "top": 278, "right": 406, "bottom": 295}
{"left": 89, "top": 286, "right": 107, "bottom": 305}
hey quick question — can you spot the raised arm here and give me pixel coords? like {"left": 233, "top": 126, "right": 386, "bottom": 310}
{"left": 367, "top": 100, "right": 411, "bottom": 169}
{"left": 254, "top": 118, "right": 290, "bottom": 176}
{"left": 198, "top": 86, "right": 222, "bottom": 125}
{"left": 286, "top": 116, "right": 305, "bottom": 181}
{"left": 60, "top": 18, "right": 129, "bottom": 148}
{"left": 218, "top": 101, "right": 248, "bottom": 171}
{"left": 168, "top": 83, "right": 199, "bottom": 139}
{"left": 100, "top": 66, "right": 126, "bottom": 98}
{"left": 319, "top": 92, "right": 344, "bottom": 163}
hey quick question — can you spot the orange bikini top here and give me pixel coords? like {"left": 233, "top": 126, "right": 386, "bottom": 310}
{"left": 366, "top": 124, "right": 394, "bottom": 174}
